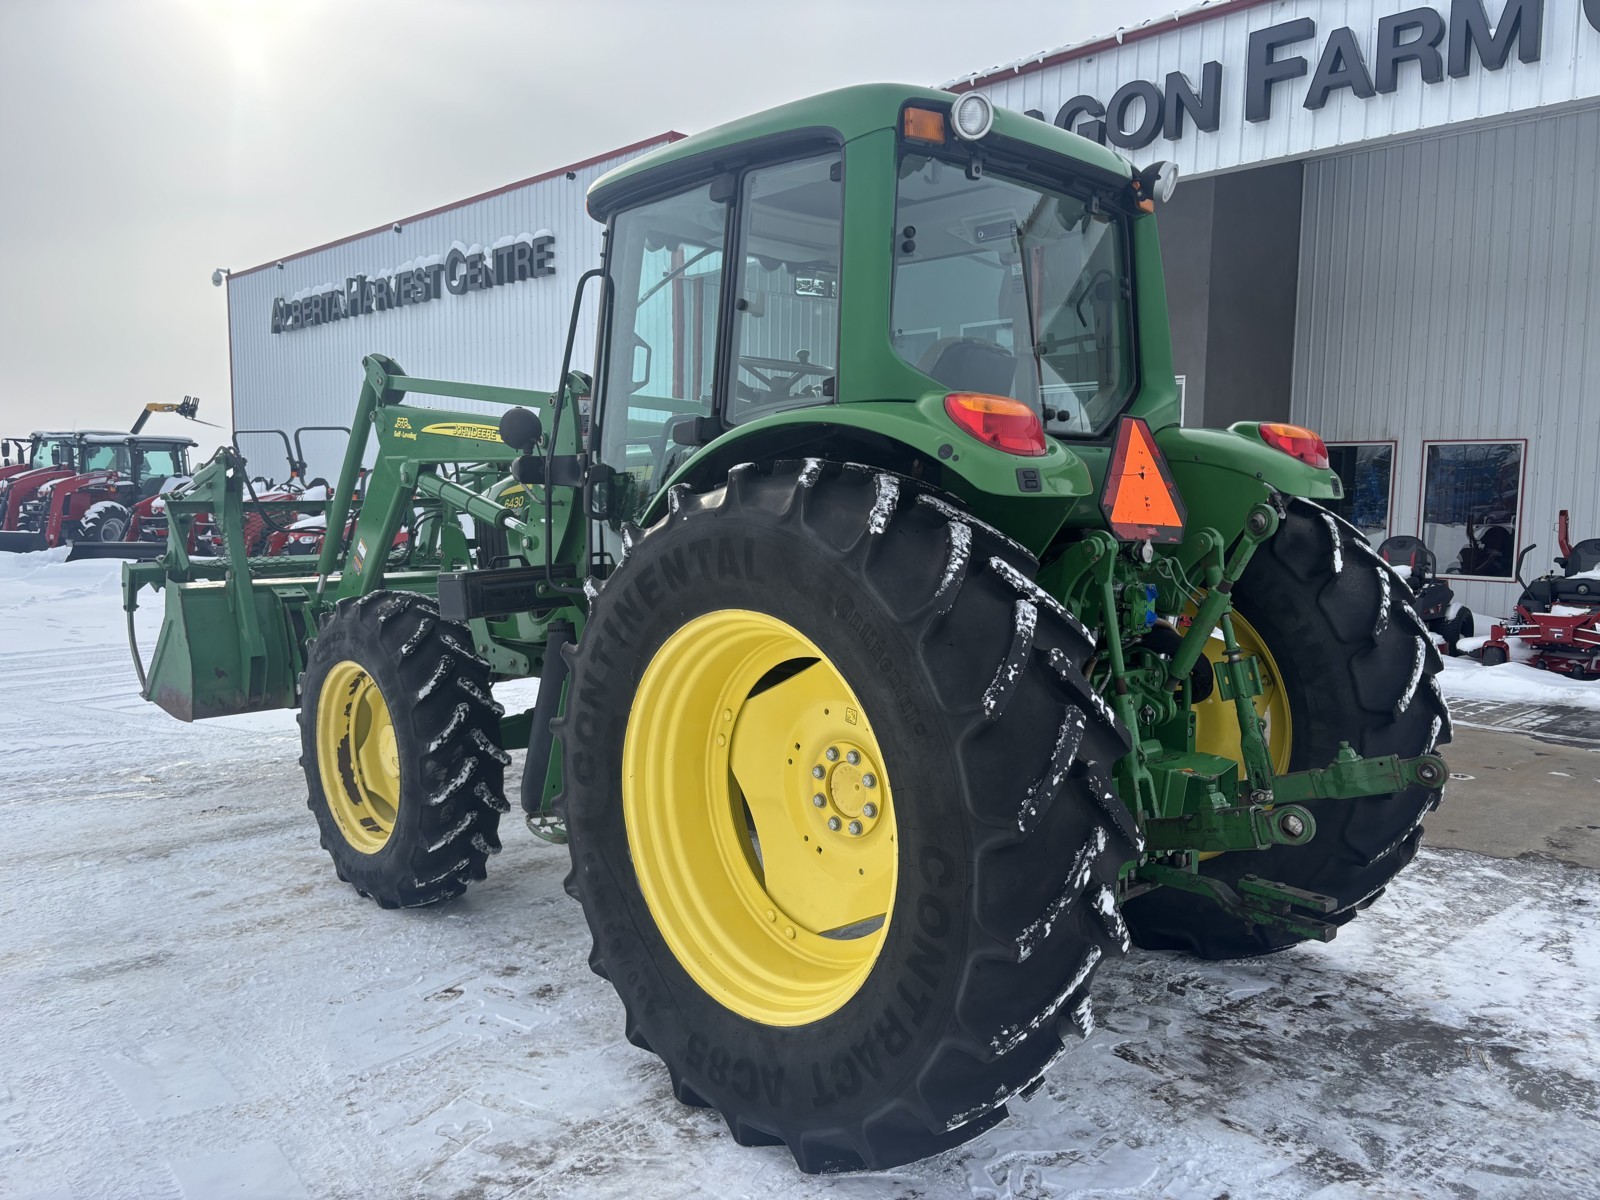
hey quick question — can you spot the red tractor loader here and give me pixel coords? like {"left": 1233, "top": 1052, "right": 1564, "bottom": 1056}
{"left": 0, "top": 399, "right": 211, "bottom": 559}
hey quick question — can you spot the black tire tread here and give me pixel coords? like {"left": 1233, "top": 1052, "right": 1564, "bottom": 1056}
{"left": 298, "top": 590, "right": 506, "bottom": 908}
{"left": 556, "top": 461, "right": 1137, "bottom": 1173}
{"left": 1123, "top": 498, "right": 1450, "bottom": 959}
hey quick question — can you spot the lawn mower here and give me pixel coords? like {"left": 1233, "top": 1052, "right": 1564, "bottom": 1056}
{"left": 123, "top": 84, "right": 1449, "bottom": 1173}
{"left": 1379, "top": 534, "right": 1473, "bottom": 653}
{"left": 1517, "top": 510, "right": 1600, "bottom": 610}
{"left": 1472, "top": 513, "right": 1600, "bottom": 678}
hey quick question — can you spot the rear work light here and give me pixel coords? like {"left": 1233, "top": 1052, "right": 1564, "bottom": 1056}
{"left": 943, "top": 393, "right": 1048, "bottom": 457}
{"left": 1259, "top": 422, "right": 1330, "bottom": 470}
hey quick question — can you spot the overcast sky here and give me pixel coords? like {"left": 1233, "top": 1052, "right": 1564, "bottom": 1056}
{"left": 0, "top": 0, "right": 1176, "bottom": 450}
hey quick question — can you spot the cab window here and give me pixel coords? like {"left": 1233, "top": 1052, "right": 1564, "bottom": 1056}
{"left": 138, "top": 447, "right": 183, "bottom": 478}
{"left": 599, "top": 181, "right": 725, "bottom": 520}
{"left": 890, "top": 153, "right": 1135, "bottom": 435}
{"left": 727, "top": 154, "right": 843, "bottom": 425}
{"left": 83, "top": 444, "right": 130, "bottom": 472}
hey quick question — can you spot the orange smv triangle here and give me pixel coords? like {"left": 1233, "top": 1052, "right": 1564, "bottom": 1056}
{"left": 1100, "top": 417, "right": 1186, "bottom": 544}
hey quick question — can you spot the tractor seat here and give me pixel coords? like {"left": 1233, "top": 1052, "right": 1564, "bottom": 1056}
{"left": 915, "top": 337, "right": 1016, "bottom": 397}
{"left": 1377, "top": 535, "right": 1436, "bottom": 580}
{"left": 1564, "top": 539, "right": 1600, "bottom": 577}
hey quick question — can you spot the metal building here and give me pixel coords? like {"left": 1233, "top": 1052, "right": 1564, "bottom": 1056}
{"left": 225, "top": 0, "right": 1600, "bottom": 615}
{"left": 956, "top": 0, "right": 1600, "bottom": 613}
{"left": 224, "top": 134, "right": 679, "bottom": 480}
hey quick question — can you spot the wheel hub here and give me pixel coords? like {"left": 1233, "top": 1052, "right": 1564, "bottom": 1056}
{"left": 812, "top": 743, "right": 883, "bottom": 833}
{"left": 315, "top": 660, "right": 401, "bottom": 855}
{"left": 623, "top": 609, "right": 899, "bottom": 1026}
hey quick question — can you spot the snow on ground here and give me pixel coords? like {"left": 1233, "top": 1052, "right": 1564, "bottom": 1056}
{"left": 1436, "top": 654, "right": 1600, "bottom": 713}
{"left": 3, "top": 554, "right": 1599, "bottom": 1199}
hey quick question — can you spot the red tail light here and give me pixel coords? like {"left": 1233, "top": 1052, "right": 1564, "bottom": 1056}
{"left": 943, "top": 393, "right": 1047, "bottom": 457}
{"left": 1259, "top": 422, "right": 1329, "bottom": 469}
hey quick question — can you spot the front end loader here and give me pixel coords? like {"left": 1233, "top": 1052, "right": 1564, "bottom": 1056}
{"left": 124, "top": 84, "right": 1449, "bottom": 1174}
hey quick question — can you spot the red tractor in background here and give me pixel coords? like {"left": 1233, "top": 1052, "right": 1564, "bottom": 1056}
{"left": 0, "top": 399, "right": 212, "bottom": 559}
{"left": 1, "top": 432, "right": 85, "bottom": 527}
{"left": 1472, "top": 510, "right": 1600, "bottom": 679}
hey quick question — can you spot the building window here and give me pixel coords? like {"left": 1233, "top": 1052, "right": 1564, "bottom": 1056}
{"left": 1420, "top": 440, "right": 1525, "bottom": 579}
{"left": 1325, "top": 442, "right": 1394, "bottom": 542}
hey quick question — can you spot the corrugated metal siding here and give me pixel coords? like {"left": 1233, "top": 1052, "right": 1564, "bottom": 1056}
{"left": 974, "top": 0, "right": 1600, "bottom": 178}
{"left": 1291, "top": 104, "right": 1600, "bottom": 615}
{"left": 226, "top": 141, "right": 671, "bottom": 480}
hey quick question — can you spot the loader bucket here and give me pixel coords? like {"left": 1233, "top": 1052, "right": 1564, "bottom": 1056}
{"left": 141, "top": 580, "right": 300, "bottom": 721}
{"left": 68, "top": 540, "right": 166, "bottom": 562}
{"left": 0, "top": 531, "right": 48, "bottom": 553}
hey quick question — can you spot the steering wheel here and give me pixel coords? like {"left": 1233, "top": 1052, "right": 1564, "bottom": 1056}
{"left": 735, "top": 353, "right": 829, "bottom": 406}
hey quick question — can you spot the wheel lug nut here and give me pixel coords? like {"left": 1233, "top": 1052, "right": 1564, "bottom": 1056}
{"left": 848, "top": 820, "right": 863, "bottom": 836}
{"left": 862, "top": 802, "right": 878, "bottom": 818}
{"left": 827, "top": 816, "right": 842, "bottom": 831}
{"left": 846, "top": 750, "right": 860, "bottom": 765}
{"left": 812, "top": 793, "right": 826, "bottom": 808}
{"left": 862, "top": 773, "right": 876, "bottom": 789}
{"left": 825, "top": 747, "right": 839, "bottom": 762}
{"left": 812, "top": 765, "right": 825, "bottom": 779}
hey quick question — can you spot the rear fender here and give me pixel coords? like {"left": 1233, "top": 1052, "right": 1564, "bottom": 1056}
{"left": 1157, "top": 425, "right": 1342, "bottom": 542}
{"left": 638, "top": 394, "right": 1095, "bottom": 554}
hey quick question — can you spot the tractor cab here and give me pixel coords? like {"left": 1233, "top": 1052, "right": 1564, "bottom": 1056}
{"left": 1, "top": 432, "right": 79, "bottom": 481}
{"left": 576, "top": 85, "right": 1174, "bottom": 549}
{"left": 0, "top": 432, "right": 86, "bottom": 535}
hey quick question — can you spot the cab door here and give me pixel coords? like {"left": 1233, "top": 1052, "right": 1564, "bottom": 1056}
{"left": 590, "top": 147, "right": 845, "bottom": 530}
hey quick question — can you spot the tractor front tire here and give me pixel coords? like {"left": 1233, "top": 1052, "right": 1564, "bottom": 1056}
{"left": 1123, "top": 499, "right": 1450, "bottom": 959}
{"left": 298, "top": 591, "right": 508, "bottom": 908}
{"left": 557, "top": 462, "right": 1136, "bottom": 1173}
{"left": 76, "top": 501, "right": 131, "bottom": 543}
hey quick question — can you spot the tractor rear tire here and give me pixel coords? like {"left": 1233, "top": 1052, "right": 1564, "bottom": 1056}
{"left": 557, "top": 462, "right": 1136, "bottom": 1173}
{"left": 76, "top": 501, "right": 131, "bottom": 543}
{"left": 1123, "top": 499, "right": 1450, "bottom": 959}
{"left": 298, "top": 591, "right": 509, "bottom": 908}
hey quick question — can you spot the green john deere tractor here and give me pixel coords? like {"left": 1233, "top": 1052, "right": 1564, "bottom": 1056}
{"left": 124, "top": 84, "right": 1449, "bottom": 1173}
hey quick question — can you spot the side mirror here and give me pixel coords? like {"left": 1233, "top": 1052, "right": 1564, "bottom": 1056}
{"left": 498, "top": 406, "right": 543, "bottom": 453}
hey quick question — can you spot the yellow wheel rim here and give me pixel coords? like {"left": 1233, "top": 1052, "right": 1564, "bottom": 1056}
{"left": 623, "top": 609, "right": 897, "bottom": 1027}
{"left": 1193, "top": 610, "right": 1294, "bottom": 777}
{"left": 316, "top": 660, "right": 402, "bottom": 855}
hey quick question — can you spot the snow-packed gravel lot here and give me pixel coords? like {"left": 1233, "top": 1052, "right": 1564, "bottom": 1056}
{"left": 3, "top": 551, "right": 1598, "bottom": 1200}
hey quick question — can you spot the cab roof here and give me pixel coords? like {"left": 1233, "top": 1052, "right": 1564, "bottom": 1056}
{"left": 31, "top": 430, "right": 195, "bottom": 446}
{"left": 81, "top": 433, "right": 197, "bottom": 447}
{"left": 587, "top": 82, "right": 1131, "bottom": 221}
